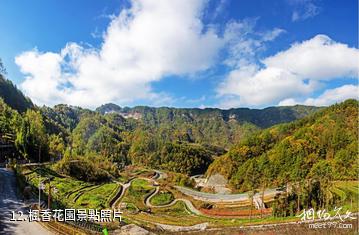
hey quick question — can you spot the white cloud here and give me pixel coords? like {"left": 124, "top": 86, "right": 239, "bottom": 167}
{"left": 223, "top": 18, "right": 285, "bottom": 68}
{"left": 218, "top": 66, "right": 316, "bottom": 107}
{"left": 217, "top": 34, "right": 359, "bottom": 107}
{"left": 15, "top": 1, "right": 357, "bottom": 109}
{"left": 16, "top": 0, "right": 224, "bottom": 108}
{"left": 15, "top": 50, "right": 65, "bottom": 105}
{"left": 303, "top": 85, "right": 358, "bottom": 106}
{"left": 263, "top": 35, "right": 359, "bottom": 80}
{"left": 289, "top": 0, "right": 320, "bottom": 22}
{"left": 278, "top": 85, "right": 358, "bottom": 106}
{"left": 277, "top": 98, "right": 297, "bottom": 106}
{"left": 211, "top": 0, "right": 229, "bottom": 20}
{"left": 261, "top": 28, "right": 286, "bottom": 42}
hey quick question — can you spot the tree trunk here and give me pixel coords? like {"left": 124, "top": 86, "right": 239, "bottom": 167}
{"left": 261, "top": 185, "right": 265, "bottom": 218}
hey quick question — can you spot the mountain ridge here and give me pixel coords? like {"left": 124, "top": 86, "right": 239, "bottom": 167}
{"left": 96, "top": 102, "right": 322, "bottom": 129}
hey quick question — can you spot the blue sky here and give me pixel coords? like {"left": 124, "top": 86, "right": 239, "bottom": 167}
{"left": 0, "top": 0, "right": 357, "bottom": 109}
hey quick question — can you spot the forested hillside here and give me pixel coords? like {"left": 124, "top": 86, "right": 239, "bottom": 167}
{"left": 207, "top": 99, "right": 358, "bottom": 190}
{"left": 0, "top": 98, "right": 48, "bottom": 160}
{"left": 0, "top": 74, "right": 33, "bottom": 113}
{"left": 40, "top": 103, "right": 320, "bottom": 176}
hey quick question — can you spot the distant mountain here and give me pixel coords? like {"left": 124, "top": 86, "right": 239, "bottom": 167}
{"left": 97, "top": 103, "right": 123, "bottom": 114}
{"left": 97, "top": 103, "right": 320, "bottom": 128}
{"left": 0, "top": 75, "right": 33, "bottom": 112}
{"left": 96, "top": 103, "right": 321, "bottom": 149}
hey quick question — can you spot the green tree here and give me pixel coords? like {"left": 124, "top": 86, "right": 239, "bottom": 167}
{"left": 15, "top": 110, "right": 48, "bottom": 162}
{"left": 48, "top": 134, "right": 65, "bottom": 160}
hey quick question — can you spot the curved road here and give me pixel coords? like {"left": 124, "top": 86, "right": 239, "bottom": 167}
{"left": 174, "top": 186, "right": 279, "bottom": 203}
{"left": 145, "top": 186, "right": 203, "bottom": 215}
{"left": 0, "top": 168, "right": 52, "bottom": 235}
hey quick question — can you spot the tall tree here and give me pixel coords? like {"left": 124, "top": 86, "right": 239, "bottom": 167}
{"left": 15, "top": 110, "right": 48, "bottom": 162}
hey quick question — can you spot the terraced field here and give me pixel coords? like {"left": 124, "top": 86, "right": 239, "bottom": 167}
{"left": 149, "top": 191, "right": 174, "bottom": 206}
{"left": 17, "top": 166, "right": 359, "bottom": 234}
{"left": 21, "top": 166, "right": 120, "bottom": 209}
{"left": 76, "top": 183, "right": 118, "bottom": 208}
{"left": 122, "top": 178, "right": 155, "bottom": 211}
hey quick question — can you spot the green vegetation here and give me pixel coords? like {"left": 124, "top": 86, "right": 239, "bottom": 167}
{"left": 76, "top": 183, "right": 118, "bottom": 208}
{"left": 207, "top": 99, "right": 358, "bottom": 216}
{"left": 132, "top": 142, "right": 213, "bottom": 175}
{"left": 128, "top": 201, "right": 308, "bottom": 227}
{"left": 0, "top": 98, "right": 50, "bottom": 162}
{"left": 123, "top": 179, "right": 154, "bottom": 211}
{"left": 1, "top": 61, "right": 357, "bottom": 229}
{"left": 0, "top": 63, "right": 320, "bottom": 176}
{"left": 54, "top": 155, "right": 118, "bottom": 182}
{"left": 15, "top": 109, "right": 49, "bottom": 161}
{"left": 40, "top": 101, "right": 320, "bottom": 176}
{"left": 0, "top": 73, "right": 33, "bottom": 113}
{"left": 19, "top": 165, "right": 118, "bottom": 209}
{"left": 0, "top": 98, "right": 21, "bottom": 142}
{"left": 330, "top": 181, "right": 359, "bottom": 210}
{"left": 163, "top": 171, "right": 194, "bottom": 187}
{"left": 150, "top": 191, "right": 174, "bottom": 206}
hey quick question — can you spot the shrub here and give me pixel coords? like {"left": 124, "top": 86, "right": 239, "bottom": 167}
{"left": 54, "top": 155, "right": 118, "bottom": 182}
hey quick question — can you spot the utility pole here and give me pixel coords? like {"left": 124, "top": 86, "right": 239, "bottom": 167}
{"left": 38, "top": 145, "right": 41, "bottom": 209}
{"left": 38, "top": 145, "right": 41, "bottom": 163}
{"left": 38, "top": 181, "right": 41, "bottom": 210}
{"left": 48, "top": 180, "right": 51, "bottom": 209}
{"left": 38, "top": 181, "right": 45, "bottom": 209}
